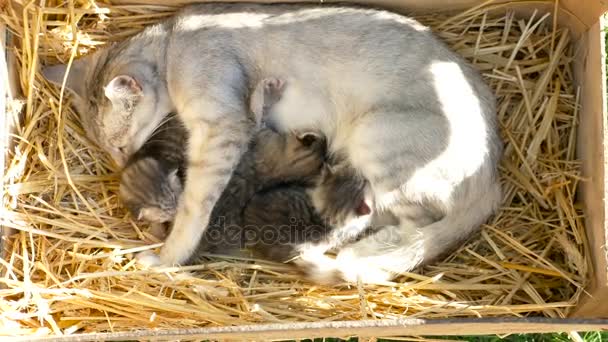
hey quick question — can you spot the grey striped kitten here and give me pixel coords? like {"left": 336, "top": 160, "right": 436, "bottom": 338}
{"left": 189, "top": 128, "right": 330, "bottom": 263}
{"left": 119, "top": 112, "right": 186, "bottom": 229}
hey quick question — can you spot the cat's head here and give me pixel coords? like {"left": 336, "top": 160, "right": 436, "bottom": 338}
{"left": 42, "top": 50, "right": 169, "bottom": 167}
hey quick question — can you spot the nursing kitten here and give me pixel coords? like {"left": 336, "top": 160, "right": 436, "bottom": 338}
{"left": 128, "top": 125, "right": 330, "bottom": 263}
{"left": 119, "top": 112, "right": 185, "bottom": 229}
{"left": 310, "top": 154, "right": 371, "bottom": 229}
{"left": 43, "top": 3, "right": 502, "bottom": 282}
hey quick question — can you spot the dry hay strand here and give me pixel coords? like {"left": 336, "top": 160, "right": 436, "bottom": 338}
{"left": 0, "top": 0, "right": 588, "bottom": 337}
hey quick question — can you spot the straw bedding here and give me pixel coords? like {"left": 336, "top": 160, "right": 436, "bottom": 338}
{"left": 0, "top": 0, "right": 587, "bottom": 336}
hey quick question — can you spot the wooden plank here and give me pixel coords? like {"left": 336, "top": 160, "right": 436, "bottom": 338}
{"left": 0, "top": 21, "right": 11, "bottom": 263}
{"left": 0, "top": 0, "right": 23, "bottom": 269}
{"left": 16, "top": 318, "right": 608, "bottom": 341}
{"left": 570, "top": 6, "right": 608, "bottom": 318}
{"left": 0, "top": 13, "right": 22, "bottom": 267}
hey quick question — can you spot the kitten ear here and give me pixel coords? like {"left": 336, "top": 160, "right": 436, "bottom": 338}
{"left": 104, "top": 75, "right": 143, "bottom": 112}
{"left": 317, "top": 163, "right": 333, "bottom": 184}
{"left": 42, "top": 55, "right": 94, "bottom": 98}
{"left": 167, "top": 169, "right": 182, "bottom": 193}
{"left": 139, "top": 207, "right": 169, "bottom": 223}
{"left": 355, "top": 200, "right": 372, "bottom": 216}
{"left": 296, "top": 132, "right": 322, "bottom": 147}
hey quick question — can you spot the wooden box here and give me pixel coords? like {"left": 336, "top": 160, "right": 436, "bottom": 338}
{"left": 2, "top": 0, "right": 608, "bottom": 339}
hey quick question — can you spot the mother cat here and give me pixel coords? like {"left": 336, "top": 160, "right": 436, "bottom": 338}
{"left": 43, "top": 3, "right": 502, "bottom": 283}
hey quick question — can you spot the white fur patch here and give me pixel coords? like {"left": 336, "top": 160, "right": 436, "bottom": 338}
{"left": 177, "top": 13, "right": 269, "bottom": 31}
{"left": 135, "top": 250, "right": 162, "bottom": 268}
{"left": 390, "top": 61, "right": 489, "bottom": 207}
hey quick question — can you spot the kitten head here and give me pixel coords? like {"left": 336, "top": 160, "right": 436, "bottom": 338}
{"left": 119, "top": 157, "right": 182, "bottom": 223}
{"left": 254, "top": 129, "right": 327, "bottom": 182}
{"left": 309, "top": 162, "right": 371, "bottom": 228}
{"left": 42, "top": 49, "right": 170, "bottom": 166}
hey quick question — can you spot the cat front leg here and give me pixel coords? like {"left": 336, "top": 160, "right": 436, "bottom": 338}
{"left": 152, "top": 40, "right": 258, "bottom": 266}
{"left": 159, "top": 100, "right": 253, "bottom": 266}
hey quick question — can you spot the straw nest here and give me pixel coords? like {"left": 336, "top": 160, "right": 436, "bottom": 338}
{"left": 0, "top": 0, "right": 587, "bottom": 337}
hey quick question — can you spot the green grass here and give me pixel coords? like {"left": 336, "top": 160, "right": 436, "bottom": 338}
{"left": 430, "top": 331, "right": 608, "bottom": 341}
{"left": 288, "top": 332, "right": 608, "bottom": 341}
{"left": 604, "top": 14, "right": 608, "bottom": 93}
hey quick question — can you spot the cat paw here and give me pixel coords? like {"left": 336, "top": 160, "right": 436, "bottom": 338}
{"left": 159, "top": 234, "right": 191, "bottom": 266}
{"left": 135, "top": 250, "right": 162, "bottom": 268}
{"left": 159, "top": 206, "right": 200, "bottom": 266}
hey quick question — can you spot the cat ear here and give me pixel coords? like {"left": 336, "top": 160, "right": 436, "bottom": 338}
{"left": 42, "top": 55, "right": 93, "bottom": 98}
{"left": 104, "top": 75, "right": 143, "bottom": 111}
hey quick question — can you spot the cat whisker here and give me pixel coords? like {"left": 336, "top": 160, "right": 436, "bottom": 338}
{"left": 149, "top": 114, "right": 179, "bottom": 139}
{"left": 144, "top": 138, "right": 181, "bottom": 145}
{"left": 147, "top": 127, "right": 174, "bottom": 138}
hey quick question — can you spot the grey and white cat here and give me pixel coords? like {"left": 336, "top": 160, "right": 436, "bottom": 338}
{"left": 43, "top": 3, "right": 502, "bottom": 283}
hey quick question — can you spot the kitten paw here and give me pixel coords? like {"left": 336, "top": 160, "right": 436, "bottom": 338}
{"left": 139, "top": 207, "right": 173, "bottom": 223}
{"left": 135, "top": 250, "right": 162, "bottom": 268}
{"left": 263, "top": 77, "right": 285, "bottom": 96}
{"left": 293, "top": 246, "right": 342, "bottom": 285}
{"left": 148, "top": 222, "right": 168, "bottom": 240}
